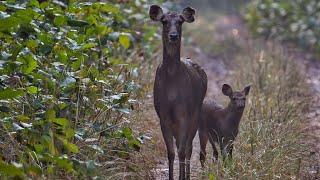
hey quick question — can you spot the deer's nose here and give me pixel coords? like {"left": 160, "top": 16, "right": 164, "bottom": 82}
{"left": 169, "top": 32, "right": 179, "bottom": 40}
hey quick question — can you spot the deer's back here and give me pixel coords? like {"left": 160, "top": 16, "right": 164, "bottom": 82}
{"left": 200, "top": 100, "right": 242, "bottom": 142}
{"left": 199, "top": 100, "right": 223, "bottom": 129}
{"left": 199, "top": 100, "right": 228, "bottom": 140}
{"left": 184, "top": 58, "right": 207, "bottom": 102}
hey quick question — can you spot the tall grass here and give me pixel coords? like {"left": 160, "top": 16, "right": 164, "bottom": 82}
{"left": 203, "top": 42, "right": 311, "bottom": 179}
{"left": 181, "top": 2, "right": 312, "bottom": 178}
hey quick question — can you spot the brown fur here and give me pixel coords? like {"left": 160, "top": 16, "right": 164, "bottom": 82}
{"left": 150, "top": 5, "right": 207, "bottom": 180}
{"left": 199, "top": 84, "right": 250, "bottom": 166}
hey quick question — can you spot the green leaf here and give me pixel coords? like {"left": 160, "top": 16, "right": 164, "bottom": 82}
{"left": 20, "top": 54, "right": 37, "bottom": 74}
{"left": 209, "top": 173, "right": 215, "bottom": 180}
{"left": 119, "top": 34, "right": 131, "bottom": 49}
{"left": 122, "top": 127, "right": 133, "bottom": 140}
{"left": 16, "top": 115, "right": 30, "bottom": 122}
{"left": 0, "top": 88, "right": 24, "bottom": 100}
{"left": 52, "top": 118, "right": 69, "bottom": 127}
{"left": 99, "top": 3, "right": 120, "bottom": 14}
{"left": 55, "top": 157, "right": 73, "bottom": 171}
{"left": 27, "top": 86, "right": 38, "bottom": 94}
{"left": 67, "top": 19, "right": 89, "bottom": 27}
{"left": 0, "top": 16, "right": 19, "bottom": 31}
{"left": 54, "top": 15, "right": 66, "bottom": 26}
{"left": 58, "top": 136, "right": 79, "bottom": 153}
{"left": 81, "top": 42, "right": 97, "bottom": 50}
{"left": 14, "top": 9, "right": 34, "bottom": 24}
{"left": 38, "top": 33, "right": 53, "bottom": 45}
{"left": 26, "top": 40, "right": 38, "bottom": 52}
{"left": 57, "top": 50, "right": 68, "bottom": 64}
{"left": 28, "top": 0, "right": 40, "bottom": 8}
{"left": 0, "top": 162, "right": 24, "bottom": 177}
{"left": 34, "top": 144, "right": 44, "bottom": 153}
{"left": 0, "top": 4, "right": 6, "bottom": 12}
{"left": 46, "top": 109, "right": 56, "bottom": 120}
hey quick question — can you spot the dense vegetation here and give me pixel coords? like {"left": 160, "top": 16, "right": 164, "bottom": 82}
{"left": 0, "top": 0, "right": 158, "bottom": 178}
{"left": 205, "top": 45, "right": 309, "bottom": 179}
{"left": 245, "top": 0, "right": 320, "bottom": 54}
{"left": 183, "top": 0, "right": 312, "bottom": 178}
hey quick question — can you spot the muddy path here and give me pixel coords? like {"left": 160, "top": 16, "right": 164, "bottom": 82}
{"left": 151, "top": 14, "right": 320, "bottom": 179}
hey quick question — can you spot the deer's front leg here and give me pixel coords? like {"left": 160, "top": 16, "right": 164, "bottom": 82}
{"left": 159, "top": 118, "right": 175, "bottom": 180}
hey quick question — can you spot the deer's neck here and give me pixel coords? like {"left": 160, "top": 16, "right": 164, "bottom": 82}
{"left": 162, "top": 38, "right": 181, "bottom": 75}
{"left": 226, "top": 104, "right": 244, "bottom": 129}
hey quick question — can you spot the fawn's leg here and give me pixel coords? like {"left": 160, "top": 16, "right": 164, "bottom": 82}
{"left": 208, "top": 134, "right": 219, "bottom": 162}
{"left": 226, "top": 141, "right": 234, "bottom": 159}
{"left": 220, "top": 139, "right": 233, "bottom": 162}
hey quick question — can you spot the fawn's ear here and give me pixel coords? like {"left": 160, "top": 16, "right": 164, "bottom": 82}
{"left": 181, "top": 7, "right": 195, "bottom": 23}
{"left": 222, "top": 84, "right": 233, "bottom": 97}
{"left": 243, "top": 85, "right": 251, "bottom": 96}
{"left": 149, "top": 5, "right": 163, "bottom": 21}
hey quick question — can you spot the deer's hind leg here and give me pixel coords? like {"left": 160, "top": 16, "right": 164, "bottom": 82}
{"left": 199, "top": 128, "right": 208, "bottom": 167}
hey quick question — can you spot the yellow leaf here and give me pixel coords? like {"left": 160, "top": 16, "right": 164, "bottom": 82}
{"left": 119, "top": 34, "right": 130, "bottom": 49}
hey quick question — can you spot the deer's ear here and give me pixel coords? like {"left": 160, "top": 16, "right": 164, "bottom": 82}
{"left": 181, "top": 6, "right": 195, "bottom": 23}
{"left": 149, "top": 5, "right": 163, "bottom": 21}
{"left": 243, "top": 85, "right": 251, "bottom": 96}
{"left": 222, "top": 84, "right": 233, "bottom": 97}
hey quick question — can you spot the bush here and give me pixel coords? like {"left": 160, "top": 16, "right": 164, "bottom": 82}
{"left": 0, "top": 0, "right": 158, "bottom": 178}
{"left": 245, "top": 0, "right": 320, "bottom": 53}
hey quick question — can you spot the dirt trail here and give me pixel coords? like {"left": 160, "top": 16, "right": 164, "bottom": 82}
{"left": 153, "top": 14, "right": 320, "bottom": 179}
{"left": 296, "top": 51, "right": 320, "bottom": 177}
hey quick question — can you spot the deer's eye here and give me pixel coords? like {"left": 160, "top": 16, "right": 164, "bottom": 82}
{"left": 163, "top": 21, "right": 170, "bottom": 27}
{"left": 161, "top": 18, "right": 168, "bottom": 23}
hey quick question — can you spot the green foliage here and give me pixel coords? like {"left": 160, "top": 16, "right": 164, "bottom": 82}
{"left": 245, "top": 0, "right": 320, "bottom": 54}
{"left": 0, "top": 0, "right": 157, "bottom": 178}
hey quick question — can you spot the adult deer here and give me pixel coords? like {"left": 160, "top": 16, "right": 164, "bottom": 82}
{"left": 150, "top": 5, "right": 207, "bottom": 180}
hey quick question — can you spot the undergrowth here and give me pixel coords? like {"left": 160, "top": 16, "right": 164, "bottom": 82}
{"left": 204, "top": 44, "right": 310, "bottom": 179}
{"left": 0, "top": 0, "right": 160, "bottom": 179}
{"left": 183, "top": 1, "right": 312, "bottom": 178}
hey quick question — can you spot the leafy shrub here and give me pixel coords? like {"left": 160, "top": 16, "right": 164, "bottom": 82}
{"left": 245, "top": 0, "right": 320, "bottom": 53}
{"left": 0, "top": 0, "right": 158, "bottom": 178}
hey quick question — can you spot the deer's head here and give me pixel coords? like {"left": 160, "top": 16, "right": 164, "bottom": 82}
{"left": 149, "top": 5, "right": 195, "bottom": 43}
{"left": 222, "top": 84, "right": 251, "bottom": 110}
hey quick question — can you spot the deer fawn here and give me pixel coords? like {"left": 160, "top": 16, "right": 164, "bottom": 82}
{"left": 149, "top": 5, "right": 207, "bottom": 180}
{"left": 199, "top": 84, "right": 250, "bottom": 167}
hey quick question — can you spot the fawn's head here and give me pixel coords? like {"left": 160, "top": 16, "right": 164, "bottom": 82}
{"left": 149, "top": 5, "right": 195, "bottom": 43}
{"left": 222, "top": 84, "right": 251, "bottom": 110}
